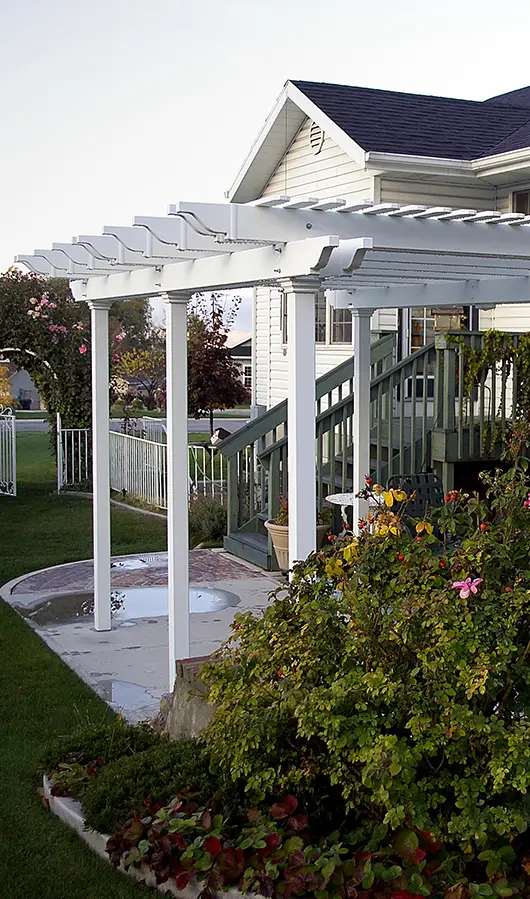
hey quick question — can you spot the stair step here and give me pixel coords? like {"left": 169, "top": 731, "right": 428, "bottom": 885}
{"left": 223, "top": 531, "right": 274, "bottom": 571}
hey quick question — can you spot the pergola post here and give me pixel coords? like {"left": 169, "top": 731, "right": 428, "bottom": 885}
{"left": 88, "top": 299, "right": 113, "bottom": 631}
{"left": 164, "top": 291, "right": 191, "bottom": 687}
{"left": 352, "top": 309, "right": 373, "bottom": 532}
{"left": 282, "top": 277, "right": 320, "bottom": 570}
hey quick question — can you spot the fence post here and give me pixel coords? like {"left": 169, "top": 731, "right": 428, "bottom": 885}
{"left": 56, "top": 413, "right": 62, "bottom": 493}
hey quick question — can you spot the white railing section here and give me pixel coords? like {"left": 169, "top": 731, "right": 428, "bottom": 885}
{"left": 57, "top": 416, "right": 229, "bottom": 507}
{"left": 56, "top": 414, "right": 91, "bottom": 491}
{"left": 110, "top": 430, "right": 168, "bottom": 509}
{"left": 0, "top": 406, "right": 16, "bottom": 497}
{"left": 140, "top": 416, "right": 167, "bottom": 443}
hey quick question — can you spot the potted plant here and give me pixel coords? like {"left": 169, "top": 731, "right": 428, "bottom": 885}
{"left": 265, "top": 496, "right": 333, "bottom": 570}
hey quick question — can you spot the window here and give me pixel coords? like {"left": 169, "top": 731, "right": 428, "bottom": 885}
{"left": 280, "top": 290, "right": 288, "bottom": 344}
{"left": 331, "top": 307, "right": 352, "bottom": 343}
{"left": 513, "top": 190, "right": 530, "bottom": 215}
{"left": 315, "top": 292, "right": 326, "bottom": 343}
{"left": 281, "top": 290, "right": 327, "bottom": 343}
{"left": 244, "top": 365, "right": 252, "bottom": 389}
{"left": 410, "top": 307, "right": 435, "bottom": 350}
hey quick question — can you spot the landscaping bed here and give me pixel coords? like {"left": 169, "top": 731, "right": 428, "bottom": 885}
{"left": 40, "top": 439, "right": 530, "bottom": 898}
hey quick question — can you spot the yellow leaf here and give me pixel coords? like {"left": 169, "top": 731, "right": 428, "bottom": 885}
{"left": 393, "top": 489, "right": 407, "bottom": 502}
{"left": 383, "top": 491, "right": 394, "bottom": 507}
{"left": 416, "top": 521, "right": 425, "bottom": 534}
{"left": 425, "top": 522, "right": 434, "bottom": 535}
{"left": 373, "top": 484, "right": 385, "bottom": 496}
{"left": 389, "top": 526, "right": 400, "bottom": 535}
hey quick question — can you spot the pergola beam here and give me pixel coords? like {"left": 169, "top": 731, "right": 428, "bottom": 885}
{"left": 327, "top": 275, "right": 530, "bottom": 310}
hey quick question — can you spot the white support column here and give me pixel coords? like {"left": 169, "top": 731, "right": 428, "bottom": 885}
{"left": 89, "top": 299, "right": 113, "bottom": 631}
{"left": 352, "top": 309, "right": 373, "bottom": 532}
{"left": 283, "top": 277, "right": 320, "bottom": 571}
{"left": 164, "top": 291, "right": 191, "bottom": 687}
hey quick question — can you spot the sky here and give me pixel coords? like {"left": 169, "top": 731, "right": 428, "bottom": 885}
{"left": 2, "top": 0, "right": 530, "bottom": 335}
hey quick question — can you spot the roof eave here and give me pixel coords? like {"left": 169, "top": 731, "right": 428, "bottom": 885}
{"left": 228, "top": 81, "right": 367, "bottom": 204}
{"left": 366, "top": 151, "right": 474, "bottom": 178}
{"left": 472, "top": 146, "right": 530, "bottom": 178}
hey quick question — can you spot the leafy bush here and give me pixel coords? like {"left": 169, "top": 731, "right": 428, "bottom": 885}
{"left": 106, "top": 793, "right": 530, "bottom": 899}
{"left": 189, "top": 496, "right": 227, "bottom": 548}
{"left": 202, "top": 462, "right": 530, "bottom": 849}
{"left": 41, "top": 718, "right": 162, "bottom": 799}
{"left": 81, "top": 739, "right": 218, "bottom": 834}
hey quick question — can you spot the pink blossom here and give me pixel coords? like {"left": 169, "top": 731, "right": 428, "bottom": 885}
{"left": 49, "top": 302, "right": 57, "bottom": 309}
{"left": 112, "top": 353, "right": 120, "bottom": 362}
{"left": 49, "top": 324, "right": 57, "bottom": 332}
{"left": 524, "top": 492, "right": 530, "bottom": 508}
{"left": 451, "top": 577, "right": 483, "bottom": 599}
{"left": 115, "top": 333, "right": 124, "bottom": 342}
{"left": 40, "top": 298, "right": 49, "bottom": 307}
{"left": 79, "top": 344, "right": 88, "bottom": 355}
{"left": 58, "top": 325, "right": 67, "bottom": 334}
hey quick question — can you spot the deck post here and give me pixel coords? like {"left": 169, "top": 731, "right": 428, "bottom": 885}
{"left": 352, "top": 309, "right": 373, "bottom": 532}
{"left": 164, "top": 291, "right": 191, "bottom": 688}
{"left": 282, "top": 277, "right": 320, "bottom": 571}
{"left": 88, "top": 299, "right": 113, "bottom": 632}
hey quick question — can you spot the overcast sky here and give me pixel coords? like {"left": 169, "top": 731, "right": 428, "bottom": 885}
{"left": 2, "top": 0, "right": 530, "bottom": 334}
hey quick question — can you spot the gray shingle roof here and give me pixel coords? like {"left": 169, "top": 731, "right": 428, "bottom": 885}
{"left": 292, "top": 80, "right": 530, "bottom": 159}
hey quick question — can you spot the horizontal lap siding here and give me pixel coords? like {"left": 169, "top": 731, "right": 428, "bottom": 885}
{"left": 380, "top": 177, "right": 496, "bottom": 210}
{"left": 262, "top": 118, "right": 373, "bottom": 201}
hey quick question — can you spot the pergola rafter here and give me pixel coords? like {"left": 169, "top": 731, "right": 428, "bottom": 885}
{"left": 15, "top": 198, "right": 530, "bottom": 689}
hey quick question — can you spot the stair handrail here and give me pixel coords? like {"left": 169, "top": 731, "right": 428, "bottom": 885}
{"left": 219, "top": 333, "right": 395, "bottom": 459}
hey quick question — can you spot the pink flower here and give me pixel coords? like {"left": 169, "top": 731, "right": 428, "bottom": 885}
{"left": 79, "top": 344, "right": 88, "bottom": 355}
{"left": 112, "top": 353, "right": 120, "bottom": 362}
{"left": 524, "top": 493, "right": 530, "bottom": 508}
{"left": 451, "top": 577, "right": 483, "bottom": 599}
{"left": 40, "top": 298, "right": 49, "bottom": 307}
{"left": 49, "top": 324, "right": 57, "bottom": 332}
{"left": 58, "top": 325, "right": 67, "bottom": 334}
{"left": 115, "top": 333, "right": 124, "bottom": 342}
{"left": 49, "top": 302, "right": 57, "bottom": 309}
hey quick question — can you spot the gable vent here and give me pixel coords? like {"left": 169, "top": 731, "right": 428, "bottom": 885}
{"left": 309, "top": 122, "right": 325, "bottom": 155}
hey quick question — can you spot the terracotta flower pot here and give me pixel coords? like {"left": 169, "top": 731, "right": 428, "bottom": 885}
{"left": 265, "top": 521, "right": 331, "bottom": 570}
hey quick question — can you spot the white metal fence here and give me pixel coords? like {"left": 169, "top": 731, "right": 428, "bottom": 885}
{"left": 0, "top": 407, "right": 16, "bottom": 497}
{"left": 56, "top": 414, "right": 91, "bottom": 491}
{"left": 57, "top": 418, "right": 228, "bottom": 508}
{"left": 110, "top": 430, "right": 168, "bottom": 508}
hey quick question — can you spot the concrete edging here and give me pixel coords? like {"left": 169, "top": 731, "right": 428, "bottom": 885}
{"left": 42, "top": 776, "right": 244, "bottom": 899}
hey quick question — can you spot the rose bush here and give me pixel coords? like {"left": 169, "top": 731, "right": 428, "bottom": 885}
{"left": 202, "top": 458, "right": 530, "bottom": 851}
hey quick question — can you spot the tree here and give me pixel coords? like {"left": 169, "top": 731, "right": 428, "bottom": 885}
{"left": 0, "top": 270, "right": 144, "bottom": 432}
{"left": 187, "top": 306, "right": 250, "bottom": 435}
{"left": 112, "top": 345, "right": 166, "bottom": 411}
{"left": 0, "top": 365, "right": 10, "bottom": 406}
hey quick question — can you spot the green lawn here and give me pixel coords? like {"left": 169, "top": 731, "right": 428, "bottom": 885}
{"left": 0, "top": 433, "right": 165, "bottom": 897}
{"left": 14, "top": 409, "right": 47, "bottom": 419}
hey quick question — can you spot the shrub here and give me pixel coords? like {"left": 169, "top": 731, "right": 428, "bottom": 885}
{"left": 189, "top": 495, "right": 227, "bottom": 548}
{"left": 40, "top": 718, "right": 162, "bottom": 797}
{"left": 202, "top": 462, "right": 530, "bottom": 849}
{"left": 81, "top": 739, "right": 218, "bottom": 834}
{"left": 106, "top": 793, "right": 530, "bottom": 899}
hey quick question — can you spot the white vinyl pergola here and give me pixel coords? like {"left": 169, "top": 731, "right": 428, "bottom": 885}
{"left": 16, "top": 198, "right": 530, "bottom": 687}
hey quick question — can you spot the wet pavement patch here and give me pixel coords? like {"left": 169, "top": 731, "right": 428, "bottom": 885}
{"left": 15, "top": 585, "right": 240, "bottom": 626}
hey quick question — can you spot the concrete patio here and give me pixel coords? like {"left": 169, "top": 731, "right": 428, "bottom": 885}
{"left": 1, "top": 549, "right": 281, "bottom": 724}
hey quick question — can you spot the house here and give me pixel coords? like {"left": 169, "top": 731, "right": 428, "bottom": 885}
{"left": 228, "top": 80, "right": 530, "bottom": 411}
{"left": 228, "top": 337, "right": 252, "bottom": 391}
{"left": 0, "top": 362, "right": 41, "bottom": 410}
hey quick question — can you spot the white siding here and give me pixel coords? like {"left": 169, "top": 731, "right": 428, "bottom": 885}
{"left": 380, "top": 176, "right": 496, "bottom": 210}
{"left": 262, "top": 118, "right": 373, "bottom": 202}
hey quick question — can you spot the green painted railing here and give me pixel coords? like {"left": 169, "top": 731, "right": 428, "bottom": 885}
{"left": 220, "top": 329, "right": 526, "bottom": 565}
{"left": 220, "top": 334, "right": 396, "bottom": 544}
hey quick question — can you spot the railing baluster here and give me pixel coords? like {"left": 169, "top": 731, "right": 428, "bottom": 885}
{"left": 399, "top": 366, "right": 405, "bottom": 474}
{"left": 410, "top": 355, "right": 417, "bottom": 473}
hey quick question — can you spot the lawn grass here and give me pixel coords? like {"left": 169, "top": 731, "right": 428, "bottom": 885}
{"left": 0, "top": 432, "right": 165, "bottom": 897}
{"left": 14, "top": 409, "right": 47, "bottom": 419}
{"left": 1, "top": 432, "right": 166, "bottom": 585}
